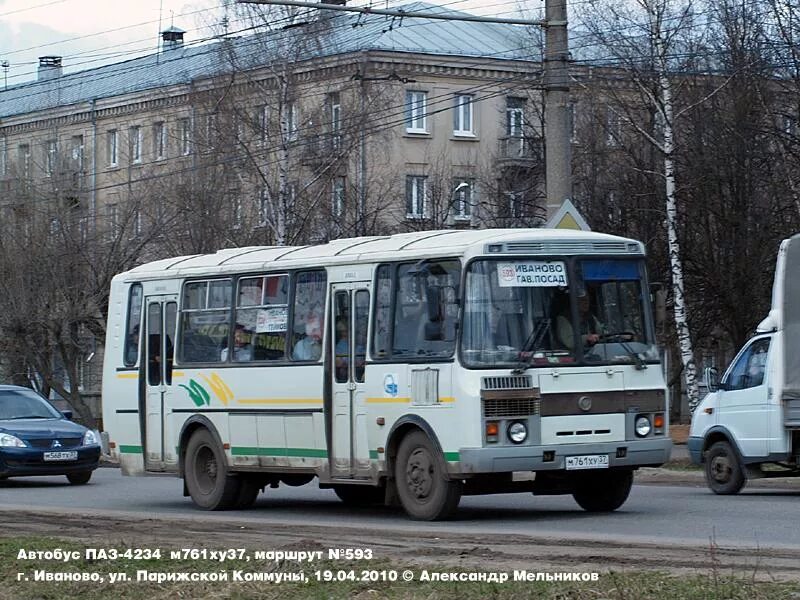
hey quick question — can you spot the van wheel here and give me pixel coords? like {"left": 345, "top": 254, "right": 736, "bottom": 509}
{"left": 705, "top": 441, "right": 745, "bottom": 495}
{"left": 333, "top": 484, "right": 385, "bottom": 506}
{"left": 572, "top": 469, "right": 633, "bottom": 512}
{"left": 184, "top": 429, "right": 241, "bottom": 510}
{"left": 395, "top": 431, "right": 462, "bottom": 520}
{"left": 66, "top": 471, "right": 92, "bottom": 485}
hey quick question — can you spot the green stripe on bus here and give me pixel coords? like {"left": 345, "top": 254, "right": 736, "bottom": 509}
{"left": 444, "top": 452, "right": 460, "bottom": 462}
{"left": 119, "top": 445, "right": 143, "bottom": 454}
{"left": 231, "top": 447, "right": 328, "bottom": 458}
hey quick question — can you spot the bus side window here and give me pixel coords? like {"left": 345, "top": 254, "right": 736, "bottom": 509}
{"left": 178, "top": 279, "right": 231, "bottom": 364}
{"left": 124, "top": 283, "right": 143, "bottom": 367}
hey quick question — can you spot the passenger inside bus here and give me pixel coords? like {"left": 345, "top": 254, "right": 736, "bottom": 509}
{"left": 220, "top": 323, "right": 253, "bottom": 362}
{"left": 292, "top": 313, "right": 322, "bottom": 361}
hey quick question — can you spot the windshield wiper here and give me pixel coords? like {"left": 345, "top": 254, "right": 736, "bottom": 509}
{"left": 511, "top": 319, "right": 551, "bottom": 374}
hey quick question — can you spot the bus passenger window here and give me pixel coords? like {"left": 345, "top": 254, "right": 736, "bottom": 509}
{"left": 235, "top": 274, "right": 288, "bottom": 361}
{"left": 179, "top": 279, "right": 231, "bottom": 363}
{"left": 371, "top": 265, "right": 392, "bottom": 359}
{"left": 291, "top": 271, "right": 327, "bottom": 362}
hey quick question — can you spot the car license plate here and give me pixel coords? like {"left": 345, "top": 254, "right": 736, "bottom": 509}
{"left": 565, "top": 454, "right": 609, "bottom": 470}
{"left": 43, "top": 451, "right": 78, "bottom": 461}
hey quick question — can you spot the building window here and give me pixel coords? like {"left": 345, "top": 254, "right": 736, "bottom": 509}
{"left": 45, "top": 140, "right": 57, "bottom": 176}
{"left": 130, "top": 126, "right": 142, "bottom": 164}
{"left": 257, "top": 187, "right": 269, "bottom": 226}
{"left": 332, "top": 176, "right": 345, "bottom": 217}
{"left": 108, "top": 129, "right": 118, "bottom": 166}
{"left": 206, "top": 114, "right": 216, "bottom": 149}
{"left": 329, "top": 92, "right": 341, "bottom": 149}
{"left": 71, "top": 135, "right": 84, "bottom": 171}
{"left": 504, "top": 191, "right": 523, "bottom": 218}
{"left": 258, "top": 105, "right": 268, "bottom": 143}
{"left": 453, "top": 94, "right": 474, "bottom": 136}
{"left": 18, "top": 144, "right": 31, "bottom": 178}
{"left": 154, "top": 122, "right": 167, "bottom": 159}
{"left": 130, "top": 208, "right": 142, "bottom": 239}
{"left": 231, "top": 195, "right": 242, "bottom": 229}
{"left": 606, "top": 109, "right": 621, "bottom": 147}
{"left": 0, "top": 137, "right": 6, "bottom": 177}
{"left": 179, "top": 118, "right": 192, "bottom": 155}
{"left": 405, "top": 91, "right": 428, "bottom": 133}
{"left": 107, "top": 204, "right": 119, "bottom": 240}
{"left": 406, "top": 175, "right": 427, "bottom": 218}
{"left": 285, "top": 103, "right": 298, "bottom": 142}
{"left": 506, "top": 97, "right": 525, "bottom": 137}
{"left": 452, "top": 179, "right": 474, "bottom": 220}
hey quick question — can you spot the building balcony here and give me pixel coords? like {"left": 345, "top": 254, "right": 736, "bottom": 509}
{"left": 497, "top": 136, "right": 543, "bottom": 164}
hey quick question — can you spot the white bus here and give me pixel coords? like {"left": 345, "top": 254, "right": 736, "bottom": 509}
{"left": 102, "top": 229, "right": 670, "bottom": 520}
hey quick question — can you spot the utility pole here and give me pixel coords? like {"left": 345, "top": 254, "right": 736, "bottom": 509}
{"left": 543, "top": 0, "right": 571, "bottom": 215}
{"left": 238, "top": 0, "right": 572, "bottom": 218}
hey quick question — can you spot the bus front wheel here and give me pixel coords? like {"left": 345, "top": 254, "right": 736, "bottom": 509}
{"left": 572, "top": 469, "right": 633, "bottom": 512}
{"left": 184, "top": 428, "right": 241, "bottom": 510}
{"left": 395, "top": 431, "right": 461, "bottom": 520}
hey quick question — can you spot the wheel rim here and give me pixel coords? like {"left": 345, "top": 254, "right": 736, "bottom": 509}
{"left": 709, "top": 454, "right": 732, "bottom": 483}
{"left": 405, "top": 447, "right": 435, "bottom": 502}
{"left": 194, "top": 445, "right": 218, "bottom": 494}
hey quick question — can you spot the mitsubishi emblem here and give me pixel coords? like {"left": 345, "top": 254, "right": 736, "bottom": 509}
{"left": 51, "top": 440, "right": 62, "bottom": 448}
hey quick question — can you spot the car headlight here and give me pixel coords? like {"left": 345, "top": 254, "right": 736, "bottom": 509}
{"left": 635, "top": 416, "right": 652, "bottom": 437}
{"left": 507, "top": 421, "right": 528, "bottom": 444}
{"left": 83, "top": 430, "right": 100, "bottom": 446}
{"left": 0, "top": 433, "right": 28, "bottom": 448}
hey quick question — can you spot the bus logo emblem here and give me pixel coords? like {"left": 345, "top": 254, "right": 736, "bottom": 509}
{"left": 384, "top": 374, "right": 398, "bottom": 397}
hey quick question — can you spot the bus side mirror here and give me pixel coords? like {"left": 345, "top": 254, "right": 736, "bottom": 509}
{"left": 704, "top": 367, "right": 718, "bottom": 393}
{"left": 650, "top": 283, "right": 666, "bottom": 330}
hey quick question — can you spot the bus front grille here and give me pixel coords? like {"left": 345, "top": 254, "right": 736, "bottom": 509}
{"left": 481, "top": 375, "right": 532, "bottom": 390}
{"left": 483, "top": 398, "right": 541, "bottom": 418}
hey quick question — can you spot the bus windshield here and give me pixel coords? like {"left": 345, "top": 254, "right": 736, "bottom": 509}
{"left": 461, "top": 258, "right": 658, "bottom": 369}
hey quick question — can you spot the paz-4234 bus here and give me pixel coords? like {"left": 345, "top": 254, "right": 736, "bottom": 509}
{"left": 102, "top": 229, "right": 671, "bottom": 520}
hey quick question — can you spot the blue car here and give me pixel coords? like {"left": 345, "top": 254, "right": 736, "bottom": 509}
{"left": 0, "top": 385, "right": 101, "bottom": 484}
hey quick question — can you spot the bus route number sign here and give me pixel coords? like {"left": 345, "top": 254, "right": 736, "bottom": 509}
{"left": 497, "top": 261, "right": 567, "bottom": 287}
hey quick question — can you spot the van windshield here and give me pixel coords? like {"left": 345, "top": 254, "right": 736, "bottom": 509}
{"left": 461, "top": 258, "right": 658, "bottom": 368}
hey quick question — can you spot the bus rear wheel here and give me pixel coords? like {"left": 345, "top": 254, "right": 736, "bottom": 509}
{"left": 395, "top": 431, "right": 461, "bottom": 520}
{"left": 572, "top": 469, "right": 633, "bottom": 512}
{"left": 185, "top": 429, "right": 241, "bottom": 510}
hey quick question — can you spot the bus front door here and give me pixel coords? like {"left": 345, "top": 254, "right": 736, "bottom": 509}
{"left": 330, "top": 284, "right": 371, "bottom": 478}
{"left": 143, "top": 296, "right": 177, "bottom": 471}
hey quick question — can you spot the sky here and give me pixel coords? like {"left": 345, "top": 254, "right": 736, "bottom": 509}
{"left": 0, "top": 0, "right": 542, "bottom": 89}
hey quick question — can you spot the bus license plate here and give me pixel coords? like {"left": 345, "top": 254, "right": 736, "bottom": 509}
{"left": 565, "top": 454, "right": 609, "bottom": 470}
{"left": 43, "top": 451, "right": 78, "bottom": 461}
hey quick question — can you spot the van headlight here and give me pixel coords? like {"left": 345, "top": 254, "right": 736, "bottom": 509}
{"left": 507, "top": 421, "right": 528, "bottom": 444}
{"left": 635, "top": 416, "right": 651, "bottom": 437}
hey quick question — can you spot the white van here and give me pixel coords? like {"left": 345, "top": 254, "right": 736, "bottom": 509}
{"left": 689, "top": 234, "right": 800, "bottom": 493}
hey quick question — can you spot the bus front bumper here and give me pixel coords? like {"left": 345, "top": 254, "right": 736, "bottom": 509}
{"left": 456, "top": 438, "right": 672, "bottom": 474}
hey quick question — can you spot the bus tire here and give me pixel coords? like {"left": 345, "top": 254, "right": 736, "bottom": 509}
{"left": 572, "top": 469, "right": 633, "bottom": 512}
{"left": 184, "top": 428, "right": 241, "bottom": 510}
{"left": 234, "top": 476, "right": 261, "bottom": 509}
{"left": 333, "top": 484, "right": 385, "bottom": 506}
{"left": 704, "top": 441, "right": 745, "bottom": 495}
{"left": 395, "top": 430, "right": 461, "bottom": 520}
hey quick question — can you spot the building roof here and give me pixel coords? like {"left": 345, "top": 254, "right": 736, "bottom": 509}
{"left": 0, "top": 3, "right": 536, "bottom": 120}
{"left": 121, "top": 228, "right": 644, "bottom": 280}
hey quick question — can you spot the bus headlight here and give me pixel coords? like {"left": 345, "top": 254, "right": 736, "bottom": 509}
{"left": 507, "top": 421, "right": 528, "bottom": 444}
{"left": 635, "top": 416, "right": 651, "bottom": 437}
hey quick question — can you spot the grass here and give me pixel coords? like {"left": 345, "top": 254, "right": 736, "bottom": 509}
{"left": 1, "top": 536, "right": 799, "bottom": 599}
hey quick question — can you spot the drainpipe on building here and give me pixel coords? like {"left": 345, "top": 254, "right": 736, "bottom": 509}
{"left": 90, "top": 98, "right": 97, "bottom": 236}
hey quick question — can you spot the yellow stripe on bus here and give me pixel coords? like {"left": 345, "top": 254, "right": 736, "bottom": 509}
{"left": 237, "top": 398, "right": 323, "bottom": 405}
{"left": 116, "top": 373, "right": 138, "bottom": 379}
